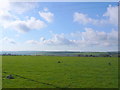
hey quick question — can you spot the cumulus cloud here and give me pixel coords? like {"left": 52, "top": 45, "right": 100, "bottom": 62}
{"left": 73, "top": 12, "right": 108, "bottom": 25}
{"left": 42, "top": 34, "right": 74, "bottom": 45}
{"left": 10, "top": 2, "right": 37, "bottom": 14}
{"left": 82, "top": 28, "right": 107, "bottom": 42}
{"left": 73, "top": 12, "right": 96, "bottom": 24}
{"left": 0, "top": 11, "right": 16, "bottom": 21}
{"left": 26, "top": 34, "right": 74, "bottom": 46}
{"left": 26, "top": 28, "right": 118, "bottom": 48}
{"left": 0, "top": 11, "right": 17, "bottom": 28}
{"left": 2, "top": 37, "right": 16, "bottom": 44}
{"left": 81, "top": 28, "right": 118, "bottom": 46}
{"left": 39, "top": 8, "right": 54, "bottom": 23}
{"left": 103, "top": 5, "right": 118, "bottom": 25}
{"left": 0, "top": 2, "right": 37, "bottom": 14}
{"left": 0, "top": 2, "right": 46, "bottom": 33}
{"left": 1, "top": 15, "right": 46, "bottom": 33}
{"left": 73, "top": 5, "right": 118, "bottom": 25}
{"left": 69, "top": 28, "right": 118, "bottom": 47}
{"left": 7, "top": 17, "right": 46, "bottom": 33}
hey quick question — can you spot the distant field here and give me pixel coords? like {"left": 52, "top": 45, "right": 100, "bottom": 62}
{"left": 2, "top": 56, "right": 118, "bottom": 88}
{"left": 71, "top": 52, "right": 108, "bottom": 55}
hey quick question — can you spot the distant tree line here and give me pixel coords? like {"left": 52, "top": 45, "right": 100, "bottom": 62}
{"left": 0, "top": 53, "right": 119, "bottom": 57}
{"left": 77, "top": 54, "right": 113, "bottom": 57}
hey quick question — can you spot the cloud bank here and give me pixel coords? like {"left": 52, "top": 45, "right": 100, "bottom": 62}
{"left": 26, "top": 28, "right": 118, "bottom": 49}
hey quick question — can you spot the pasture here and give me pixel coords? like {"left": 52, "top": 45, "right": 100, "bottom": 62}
{"left": 2, "top": 56, "right": 118, "bottom": 88}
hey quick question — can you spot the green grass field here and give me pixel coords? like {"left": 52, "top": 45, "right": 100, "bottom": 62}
{"left": 2, "top": 56, "right": 118, "bottom": 88}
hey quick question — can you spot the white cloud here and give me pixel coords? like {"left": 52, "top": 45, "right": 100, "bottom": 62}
{"left": 26, "top": 34, "right": 74, "bottom": 46}
{"left": 73, "top": 12, "right": 107, "bottom": 25}
{"left": 103, "top": 5, "right": 118, "bottom": 25}
{"left": 42, "top": 34, "right": 74, "bottom": 45}
{"left": 0, "top": 11, "right": 16, "bottom": 21}
{"left": 0, "top": 10, "right": 18, "bottom": 29}
{"left": 107, "top": 29, "right": 118, "bottom": 45}
{"left": 2, "top": 37, "right": 16, "bottom": 44}
{"left": 82, "top": 28, "right": 107, "bottom": 42}
{"left": 39, "top": 8, "right": 54, "bottom": 23}
{"left": 73, "top": 28, "right": 118, "bottom": 47}
{"left": 10, "top": 2, "right": 37, "bottom": 14}
{"left": 3, "top": 17, "right": 46, "bottom": 33}
{"left": 73, "top": 12, "right": 94, "bottom": 24}
{"left": 0, "top": 2, "right": 37, "bottom": 14}
{"left": 73, "top": 5, "right": 118, "bottom": 25}
{"left": 0, "top": 2, "right": 46, "bottom": 33}
{"left": 26, "top": 28, "right": 118, "bottom": 48}
{"left": 26, "top": 40, "right": 39, "bottom": 44}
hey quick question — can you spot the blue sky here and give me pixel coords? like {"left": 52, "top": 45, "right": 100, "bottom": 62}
{"left": 0, "top": 2, "right": 118, "bottom": 51}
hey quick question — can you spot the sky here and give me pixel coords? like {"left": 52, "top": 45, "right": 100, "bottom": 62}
{"left": 0, "top": 2, "right": 118, "bottom": 51}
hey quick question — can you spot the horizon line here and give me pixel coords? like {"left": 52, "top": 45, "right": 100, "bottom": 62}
{"left": 0, "top": 50, "right": 119, "bottom": 52}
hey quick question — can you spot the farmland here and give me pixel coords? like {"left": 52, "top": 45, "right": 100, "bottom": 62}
{"left": 2, "top": 56, "right": 118, "bottom": 88}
